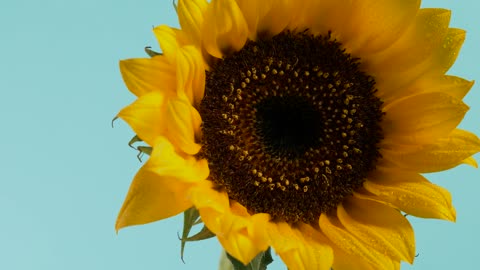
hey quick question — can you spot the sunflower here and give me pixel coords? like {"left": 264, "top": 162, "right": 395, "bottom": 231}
{"left": 115, "top": 0, "right": 480, "bottom": 269}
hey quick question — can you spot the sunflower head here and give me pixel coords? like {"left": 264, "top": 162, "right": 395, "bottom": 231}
{"left": 116, "top": 0, "right": 479, "bottom": 269}
{"left": 198, "top": 30, "right": 385, "bottom": 225}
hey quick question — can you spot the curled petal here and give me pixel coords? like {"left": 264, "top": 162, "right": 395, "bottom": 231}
{"left": 462, "top": 157, "right": 478, "bottom": 168}
{"left": 116, "top": 137, "right": 209, "bottom": 230}
{"left": 230, "top": 202, "right": 270, "bottom": 249}
{"left": 202, "top": 0, "right": 249, "bottom": 58}
{"left": 215, "top": 224, "right": 265, "bottom": 266}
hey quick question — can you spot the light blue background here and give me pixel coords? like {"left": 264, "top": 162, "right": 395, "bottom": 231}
{"left": 0, "top": 1, "right": 478, "bottom": 269}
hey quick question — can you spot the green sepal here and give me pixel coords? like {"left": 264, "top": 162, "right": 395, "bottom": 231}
{"left": 136, "top": 146, "right": 152, "bottom": 161}
{"left": 145, "top": 46, "right": 162, "bottom": 57}
{"left": 136, "top": 146, "right": 152, "bottom": 155}
{"left": 184, "top": 225, "right": 215, "bottom": 242}
{"left": 178, "top": 208, "right": 216, "bottom": 262}
{"left": 111, "top": 116, "right": 119, "bottom": 128}
{"left": 226, "top": 247, "right": 274, "bottom": 270}
{"left": 128, "top": 135, "right": 152, "bottom": 161}
{"left": 193, "top": 218, "right": 203, "bottom": 225}
{"left": 128, "top": 135, "right": 143, "bottom": 149}
{"left": 179, "top": 207, "right": 200, "bottom": 262}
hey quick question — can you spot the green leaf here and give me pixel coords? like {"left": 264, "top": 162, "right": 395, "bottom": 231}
{"left": 127, "top": 135, "right": 152, "bottom": 161}
{"left": 179, "top": 207, "right": 200, "bottom": 262}
{"left": 137, "top": 146, "right": 152, "bottom": 155}
{"left": 111, "top": 116, "right": 119, "bottom": 128}
{"left": 193, "top": 218, "right": 203, "bottom": 225}
{"left": 144, "top": 46, "right": 162, "bottom": 57}
{"left": 226, "top": 247, "right": 274, "bottom": 270}
{"left": 184, "top": 225, "right": 215, "bottom": 242}
{"left": 136, "top": 146, "right": 152, "bottom": 161}
{"left": 128, "top": 135, "right": 143, "bottom": 149}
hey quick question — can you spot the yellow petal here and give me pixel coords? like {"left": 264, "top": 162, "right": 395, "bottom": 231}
{"left": 202, "top": 0, "right": 248, "bottom": 58}
{"left": 229, "top": 201, "right": 250, "bottom": 216}
{"left": 119, "top": 57, "right": 175, "bottom": 97}
{"left": 165, "top": 98, "right": 203, "bottom": 154}
{"left": 247, "top": 214, "right": 271, "bottom": 252}
{"left": 118, "top": 92, "right": 168, "bottom": 146}
{"left": 230, "top": 202, "right": 271, "bottom": 249}
{"left": 359, "top": 168, "right": 456, "bottom": 221}
{"left": 177, "top": 0, "right": 208, "bottom": 45}
{"left": 433, "top": 28, "right": 466, "bottom": 74}
{"left": 384, "top": 27, "right": 464, "bottom": 97}
{"left": 420, "top": 75, "right": 474, "bottom": 100}
{"left": 234, "top": 0, "right": 259, "bottom": 39}
{"left": 319, "top": 214, "right": 399, "bottom": 269}
{"left": 267, "top": 222, "right": 333, "bottom": 270}
{"left": 382, "top": 92, "right": 468, "bottom": 145}
{"left": 331, "top": 244, "right": 398, "bottom": 270}
{"left": 256, "top": 0, "right": 296, "bottom": 37}
{"left": 367, "top": 9, "right": 451, "bottom": 100}
{"left": 191, "top": 183, "right": 269, "bottom": 265}
{"left": 153, "top": 25, "right": 180, "bottom": 62}
{"left": 367, "top": 8, "right": 450, "bottom": 73}
{"left": 149, "top": 27, "right": 206, "bottom": 107}
{"left": 118, "top": 92, "right": 201, "bottom": 155}
{"left": 389, "top": 75, "right": 475, "bottom": 102}
{"left": 462, "top": 156, "right": 478, "bottom": 168}
{"left": 176, "top": 46, "right": 206, "bottom": 107}
{"left": 234, "top": 0, "right": 295, "bottom": 39}
{"left": 337, "top": 197, "right": 415, "bottom": 263}
{"left": 190, "top": 181, "right": 230, "bottom": 215}
{"left": 190, "top": 104, "right": 203, "bottom": 139}
{"left": 384, "top": 129, "right": 480, "bottom": 173}
{"left": 301, "top": 0, "right": 351, "bottom": 37}
{"left": 341, "top": 0, "right": 420, "bottom": 55}
{"left": 267, "top": 222, "right": 297, "bottom": 252}
{"left": 216, "top": 224, "right": 263, "bottom": 266}
{"left": 116, "top": 137, "right": 208, "bottom": 230}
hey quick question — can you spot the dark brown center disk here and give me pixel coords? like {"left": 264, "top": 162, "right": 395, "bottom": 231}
{"left": 198, "top": 31, "right": 383, "bottom": 225}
